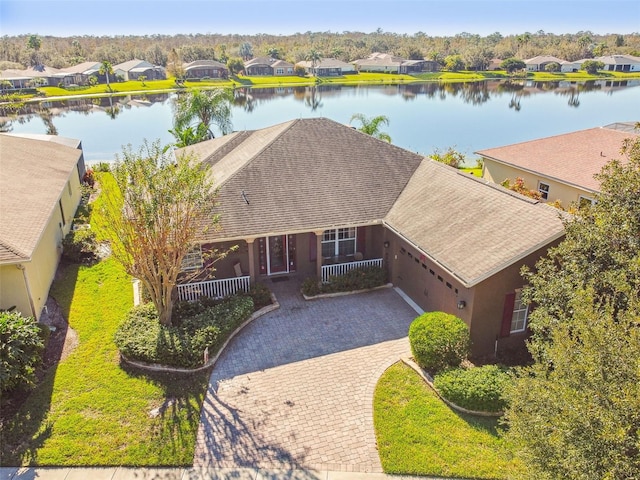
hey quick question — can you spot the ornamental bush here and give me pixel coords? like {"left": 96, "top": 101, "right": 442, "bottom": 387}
{"left": 114, "top": 295, "right": 253, "bottom": 368}
{"left": 301, "top": 266, "right": 387, "bottom": 297}
{"left": 434, "top": 365, "right": 512, "bottom": 412}
{"left": 62, "top": 228, "right": 98, "bottom": 264}
{"left": 0, "top": 311, "right": 46, "bottom": 393}
{"left": 408, "top": 312, "right": 470, "bottom": 373}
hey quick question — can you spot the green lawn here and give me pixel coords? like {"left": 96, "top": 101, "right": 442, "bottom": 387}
{"left": 0, "top": 258, "right": 210, "bottom": 466}
{"left": 460, "top": 167, "right": 482, "bottom": 177}
{"left": 374, "top": 362, "right": 522, "bottom": 479}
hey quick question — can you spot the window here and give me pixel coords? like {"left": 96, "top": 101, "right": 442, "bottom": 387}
{"left": 181, "top": 245, "right": 203, "bottom": 271}
{"left": 322, "top": 227, "right": 356, "bottom": 258}
{"left": 578, "top": 195, "right": 595, "bottom": 208}
{"left": 538, "top": 182, "right": 550, "bottom": 200}
{"left": 511, "top": 289, "right": 528, "bottom": 333}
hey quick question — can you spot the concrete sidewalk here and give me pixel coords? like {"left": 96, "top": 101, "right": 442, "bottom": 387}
{"left": 0, "top": 467, "right": 445, "bottom": 479}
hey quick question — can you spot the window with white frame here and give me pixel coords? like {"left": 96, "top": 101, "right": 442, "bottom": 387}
{"left": 511, "top": 289, "right": 528, "bottom": 333}
{"left": 322, "top": 227, "right": 356, "bottom": 258}
{"left": 578, "top": 195, "right": 596, "bottom": 208}
{"left": 538, "top": 182, "right": 550, "bottom": 200}
{"left": 181, "top": 244, "right": 203, "bottom": 271}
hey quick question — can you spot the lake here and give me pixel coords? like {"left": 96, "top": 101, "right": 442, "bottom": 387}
{"left": 3, "top": 79, "right": 639, "bottom": 164}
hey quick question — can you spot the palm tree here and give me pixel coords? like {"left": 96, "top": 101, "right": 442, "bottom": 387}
{"left": 99, "top": 61, "right": 114, "bottom": 90}
{"left": 349, "top": 114, "right": 391, "bottom": 143}
{"left": 173, "top": 88, "right": 233, "bottom": 140}
{"left": 167, "top": 123, "right": 209, "bottom": 148}
{"left": 306, "top": 49, "right": 322, "bottom": 76}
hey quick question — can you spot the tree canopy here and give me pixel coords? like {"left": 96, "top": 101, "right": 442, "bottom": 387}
{"left": 349, "top": 113, "right": 391, "bottom": 143}
{"left": 505, "top": 129, "right": 640, "bottom": 479}
{"left": 95, "top": 140, "right": 219, "bottom": 326}
{"left": 173, "top": 88, "right": 233, "bottom": 141}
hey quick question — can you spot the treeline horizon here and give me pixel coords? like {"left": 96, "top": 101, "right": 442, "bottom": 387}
{"left": 1, "top": 30, "right": 639, "bottom": 71}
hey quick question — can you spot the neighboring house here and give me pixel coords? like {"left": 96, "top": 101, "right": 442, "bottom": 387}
{"left": 177, "top": 118, "right": 565, "bottom": 357}
{"left": 183, "top": 60, "right": 229, "bottom": 79}
{"left": 295, "top": 58, "right": 356, "bottom": 76}
{"left": 0, "top": 64, "right": 62, "bottom": 88}
{"left": 113, "top": 59, "right": 166, "bottom": 81}
{"left": 596, "top": 54, "right": 640, "bottom": 72}
{"left": 487, "top": 58, "right": 503, "bottom": 70}
{"left": 478, "top": 122, "right": 640, "bottom": 207}
{"left": 560, "top": 59, "right": 585, "bottom": 73}
{"left": 58, "top": 61, "right": 102, "bottom": 85}
{"left": 244, "top": 57, "right": 294, "bottom": 76}
{"left": 352, "top": 52, "right": 437, "bottom": 73}
{"left": 524, "top": 55, "right": 566, "bottom": 71}
{"left": 0, "top": 134, "right": 86, "bottom": 320}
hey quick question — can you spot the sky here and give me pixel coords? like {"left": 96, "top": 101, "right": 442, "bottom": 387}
{"left": 0, "top": 0, "right": 638, "bottom": 37}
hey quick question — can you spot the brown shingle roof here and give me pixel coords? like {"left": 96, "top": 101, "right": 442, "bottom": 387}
{"left": 476, "top": 126, "right": 639, "bottom": 192}
{"left": 0, "top": 134, "right": 82, "bottom": 264}
{"left": 385, "top": 161, "right": 566, "bottom": 287}
{"left": 179, "top": 118, "right": 424, "bottom": 241}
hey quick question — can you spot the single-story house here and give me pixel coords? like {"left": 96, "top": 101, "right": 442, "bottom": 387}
{"left": 177, "top": 118, "right": 566, "bottom": 357}
{"left": 113, "top": 59, "right": 166, "bottom": 81}
{"left": 352, "top": 52, "right": 438, "bottom": 74}
{"left": 478, "top": 122, "right": 640, "bottom": 207}
{"left": 183, "top": 60, "right": 229, "bottom": 79}
{"left": 58, "top": 61, "right": 102, "bottom": 85}
{"left": 0, "top": 134, "right": 86, "bottom": 320}
{"left": 524, "top": 55, "right": 567, "bottom": 71}
{"left": 487, "top": 58, "right": 503, "bottom": 70}
{"left": 244, "top": 57, "right": 294, "bottom": 76}
{"left": 0, "top": 64, "right": 63, "bottom": 88}
{"left": 596, "top": 54, "right": 640, "bottom": 72}
{"left": 560, "top": 59, "right": 586, "bottom": 73}
{"left": 295, "top": 58, "right": 356, "bottom": 76}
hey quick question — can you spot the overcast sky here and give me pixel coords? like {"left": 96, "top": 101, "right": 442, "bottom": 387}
{"left": 1, "top": 0, "right": 638, "bottom": 37}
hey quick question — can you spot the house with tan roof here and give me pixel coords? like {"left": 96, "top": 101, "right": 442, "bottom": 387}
{"left": 244, "top": 57, "right": 294, "bottom": 76}
{"left": 176, "top": 118, "right": 566, "bottom": 357}
{"left": 0, "top": 134, "right": 86, "bottom": 320}
{"left": 183, "top": 60, "right": 229, "bottom": 79}
{"left": 524, "top": 55, "right": 566, "bottom": 71}
{"left": 113, "top": 59, "right": 166, "bottom": 81}
{"left": 477, "top": 122, "right": 640, "bottom": 208}
{"left": 295, "top": 58, "right": 356, "bottom": 76}
{"left": 597, "top": 54, "right": 640, "bottom": 72}
{"left": 352, "top": 52, "right": 438, "bottom": 74}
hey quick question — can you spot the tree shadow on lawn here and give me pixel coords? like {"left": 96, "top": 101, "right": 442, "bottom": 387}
{"left": 0, "top": 263, "right": 80, "bottom": 466}
{"left": 119, "top": 362, "right": 211, "bottom": 459}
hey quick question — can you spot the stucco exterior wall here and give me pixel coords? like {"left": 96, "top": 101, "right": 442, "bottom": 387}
{"left": 0, "top": 265, "right": 31, "bottom": 318}
{"left": 483, "top": 158, "right": 596, "bottom": 208}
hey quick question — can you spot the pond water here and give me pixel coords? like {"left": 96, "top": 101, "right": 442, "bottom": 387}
{"left": 3, "top": 79, "right": 639, "bottom": 164}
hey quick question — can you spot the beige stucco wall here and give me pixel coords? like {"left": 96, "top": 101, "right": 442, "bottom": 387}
{"left": 483, "top": 159, "right": 596, "bottom": 209}
{"left": 0, "top": 165, "right": 82, "bottom": 320}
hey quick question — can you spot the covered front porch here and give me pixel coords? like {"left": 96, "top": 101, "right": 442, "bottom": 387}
{"left": 176, "top": 224, "right": 387, "bottom": 301}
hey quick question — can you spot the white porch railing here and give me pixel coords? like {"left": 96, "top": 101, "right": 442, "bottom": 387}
{"left": 321, "top": 258, "right": 383, "bottom": 283}
{"left": 177, "top": 276, "right": 251, "bottom": 302}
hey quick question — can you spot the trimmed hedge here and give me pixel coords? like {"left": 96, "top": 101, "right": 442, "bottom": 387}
{"left": 114, "top": 295, "right": 253, "bottom": 368}
{"left": 409, "top": 312, "right": 470, "bottom": 374}
{"left": 301, "top": 266, "right": 386, "bottom": 296}
{"left": 434, "top": 365, "right": 512, "bottom": 412}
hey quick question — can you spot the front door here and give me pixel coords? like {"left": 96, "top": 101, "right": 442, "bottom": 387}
{"left": 267, "top": 235, "right": 288, "bottom": 274}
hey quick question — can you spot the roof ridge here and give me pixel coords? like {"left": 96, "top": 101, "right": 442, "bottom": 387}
{"left": 214, "top": 119, "right": 299, "bottom": 188}
{"left": 0, "top": 237, "right": 30, "bottom": 261}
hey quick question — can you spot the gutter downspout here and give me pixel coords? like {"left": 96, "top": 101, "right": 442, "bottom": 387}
{"left": 17, "top": 264, "right": 37, "bottom": 319}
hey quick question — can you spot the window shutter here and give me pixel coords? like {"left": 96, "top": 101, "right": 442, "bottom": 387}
{"left": 357, "top": 226, "right": 366, "bottom": 254}
{"left": 501, "top": 292, "right": 516, "bottom": 337}
{"left": 309, "top": 232, "right": 317, "bottom": 262}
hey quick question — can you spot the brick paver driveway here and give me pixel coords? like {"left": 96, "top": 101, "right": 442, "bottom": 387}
{"left": 193, "top": 280, "right": 419, "bottom": 474}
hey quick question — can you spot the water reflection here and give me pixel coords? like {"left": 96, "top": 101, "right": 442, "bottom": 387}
{"left": 1, "top": 80, "right": 637, "bottom": 126}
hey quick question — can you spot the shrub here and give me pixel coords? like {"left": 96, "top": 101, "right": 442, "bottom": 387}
{"left": 301, "top": 266, "right": 387, "bottom": 296}
{"left": 409, "top": 312, "right": 470, "bottom": 373}
{"left": 114, "top": 295, "right": 254, "bottom": 368}
{"left": 247, "top": 283, "right": 272, "bottom": 310}
{"left": 434, "top": 365, "right": 512, "bottom": 412}
{"left": 62, "top": 228, "right": 98, "bottom": 264}
{"left": 0, "top": 311, "right": 45, "bottom": 393}
{"left": 93, "top": 162, "right": 111, "bottom": 173}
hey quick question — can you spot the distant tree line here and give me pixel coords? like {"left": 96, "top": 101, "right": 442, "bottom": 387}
{"left": 0, "top": 30, "right": 638, "bottom": 71}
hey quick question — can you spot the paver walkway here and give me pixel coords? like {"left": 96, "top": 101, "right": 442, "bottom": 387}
{"left": 193, "top": 278, "right": 419, "bottom": 474}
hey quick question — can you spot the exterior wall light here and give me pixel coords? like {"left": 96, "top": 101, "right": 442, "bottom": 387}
{"left": 457, "top": 300, "right": 466, "bottom": 310}
{"left": 384, "top": 241, "right": 390, "bottom": 248}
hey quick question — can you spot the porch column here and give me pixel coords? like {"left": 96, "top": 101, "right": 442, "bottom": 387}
{"left": 314, "top": 230, "right": 324, "bottom": 279}
{"left": 246, "top": 237, "right": 256, "bottom": 284}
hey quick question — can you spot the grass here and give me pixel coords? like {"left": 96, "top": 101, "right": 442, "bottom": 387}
{"left": 373, "top": 362, "right": 522, "bottom": 479}
{"left": 460, "top": 167, "right": 482, "bottom": 177}
{"left": 0, "top": 258, "right": 210, "bottom": 466}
